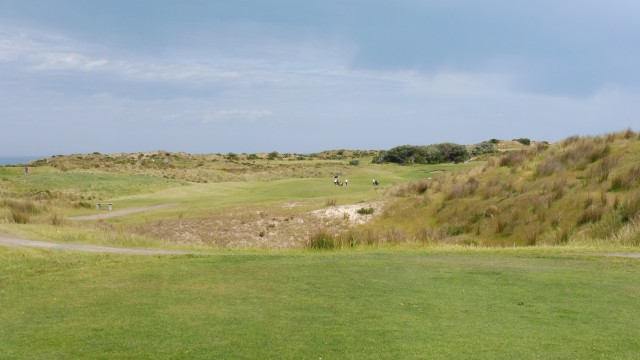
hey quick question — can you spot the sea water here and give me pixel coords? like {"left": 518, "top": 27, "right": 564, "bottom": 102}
{"left": 0, "top": 156, "right": 44, "bottom": 166}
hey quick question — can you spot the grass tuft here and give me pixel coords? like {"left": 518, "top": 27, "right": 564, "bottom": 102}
{"left": 307, "top": 230, "right": 336, "bottom": 250}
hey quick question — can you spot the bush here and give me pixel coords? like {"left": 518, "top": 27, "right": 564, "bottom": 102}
{"left": 513, "top": 138, "right": 531, "bottom": 146}
{"left": 357, "top": 207, "right": 375, "bottom": 215}
{"left": 307, "top": 231, "right": 336, "bottom": 250}
{"left": 375, "top": 143, "right": 469, "bottom": 164}
{"left": 471, "top": 141, "right": 496, "bottom": 155}
{"left": 349, "top": 159, "right": 360, "bottom": 166}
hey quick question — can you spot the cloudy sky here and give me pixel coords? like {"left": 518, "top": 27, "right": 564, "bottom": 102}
{"left": 1, "top": 0, "right": 639, "bottom": 156}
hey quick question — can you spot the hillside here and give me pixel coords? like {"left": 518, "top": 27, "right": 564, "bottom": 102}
{"left": 25, "top": 150, "right": 378, "bottom": 184}
{"left": 354, "top": 130, "right": 640, "bottom": 247}
{"left": 2, "top": 132, "right": 639, "bottom": 250}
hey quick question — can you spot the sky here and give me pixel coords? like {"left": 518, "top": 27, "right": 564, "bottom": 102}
{"left": 1, "top": 0, "right": 639, "bottom": 156}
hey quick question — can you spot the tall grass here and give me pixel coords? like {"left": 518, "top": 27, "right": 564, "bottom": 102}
{"left": 3, "top": 199, "right": 40, "bottom": 224}
{"left": 359, "top": 130, "right": 640, "bottom": 247}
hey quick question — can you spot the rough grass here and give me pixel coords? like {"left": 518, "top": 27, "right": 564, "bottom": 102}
{"left": 2, "top": 154, "right": 468, "bottom": 249}
{"left": 363, "top": 131, "right": 640, "bottom": 247}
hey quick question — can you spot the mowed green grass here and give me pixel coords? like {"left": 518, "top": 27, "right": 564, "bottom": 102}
{"left": 1, "top": 247, "right": 638, "bottom": 359}
{"left": 62, "top": 162, "right": 462, "bottom": 221}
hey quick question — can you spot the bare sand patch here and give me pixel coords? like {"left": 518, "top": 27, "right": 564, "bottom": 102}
{"left": 311, "top": 202, "right": 384, "bottom": 225}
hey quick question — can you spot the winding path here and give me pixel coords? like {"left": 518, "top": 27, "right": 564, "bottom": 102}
{"left": 69, "top": 203, "right": 178, "bottom": 220}
{"left": 0, "top": 234, "right": 201, "bottom": 255}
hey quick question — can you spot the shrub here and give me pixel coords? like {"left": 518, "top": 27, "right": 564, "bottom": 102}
{"left": 375, "top": 143, "right": 469, "bottom": 164}
{"left": 357, "top": 207, "right": 375, "bottom": 215}
{"left": 513, "top": 138, "right": 531, "bottom": 146}
{"left": 471, "top": 141, "right": 496, "bottom": 155}
{"left": 267, "top": 151, "right": 279, "bottom": 160}
{"left": 78, "top": 201, "right": 92, "bottom": 208}
{"left": 307, "top": 231, "right": 336, "bottom": 250}
{"left": 349, "top": 159, "right": 360, "bottom": 166}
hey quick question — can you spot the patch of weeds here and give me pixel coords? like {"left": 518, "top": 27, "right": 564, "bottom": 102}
{"left": 577, "top": 206, "right": 603, "bottom": 225}
{"left": 618, "top": 193, "right": 640, "bottom": 223}
{"left": 77, "top": 201, "right": 92, "bottom": 208}
{"left": 499, "top": 150, "right": 527, "bottom": 168}
{"left": 325, "top": 198, "right": 337, "bottom": 207}
{"left": 448, "top": 225, "right": 465, "bottom": 236}
{"left": 357, "top": 207, "right": 375, "bottom": 215}
{"left": 460, "top": 238, "right": 479, "bottom": 246}
{"left": 495, "top": 218, "right": 509, "bottom": 235}
{"left": 307, "top": 230, "right": 335, "bottom": 250}
{"left": 469, "top": 212, "right": 484, "bottom": 224}
{"left": 10, "top": 209, "right": 30, "bottom": 224}
{"left": 51, "top": 213, "right": 64, "bottom": 226}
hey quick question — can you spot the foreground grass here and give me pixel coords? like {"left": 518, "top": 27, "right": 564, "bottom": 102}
{"left": 1, "top": 247, "right": 638, "bottom": 359}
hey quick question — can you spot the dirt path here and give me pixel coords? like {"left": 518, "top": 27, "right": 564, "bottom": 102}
{"left": 597, "top": 253, "right": 640, "bottom": 258}
{"left": 0, "top": 234, "right": 202, "bottom": 255}
{"left": 69, "top": 203, "right": 178, "bottom": 220}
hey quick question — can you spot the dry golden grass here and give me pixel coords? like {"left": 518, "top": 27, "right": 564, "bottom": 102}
{"left": 360, "top": 130, "right": 640, "bottom": 247}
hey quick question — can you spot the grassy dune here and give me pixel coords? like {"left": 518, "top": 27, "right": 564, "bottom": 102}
{"left": 1, "top": 247, "right": 638, "bottom": 359}
{"left": 351, "top": 131, "right": 640, "bottom": 248}
{"left": 1, "top": 137, "right": 639, "bottom": 358}
{"left": 1, "top": 154, "right": 468, "bottom": 248}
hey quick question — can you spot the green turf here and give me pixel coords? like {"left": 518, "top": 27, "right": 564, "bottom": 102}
{"left": 1, "top": 247, "right": 638, "bottom": 359}
{"left": 11, "top": 171, "right": 186, "bottom": 199}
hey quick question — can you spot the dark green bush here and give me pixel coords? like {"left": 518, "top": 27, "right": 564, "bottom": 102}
{"left": 357, "top": 207, "right": 375, "bottom": 215}
{"left": 374, "top": 143, "right": 469, "bottom": 165}
{"left": 513, "top": 138, "right": 531, "bottom": 146}
{"left": 471, "top": 141, "right": 496, "bottom": 155}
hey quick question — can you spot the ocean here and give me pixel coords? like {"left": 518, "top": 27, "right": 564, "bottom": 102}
{"left": 0, "top": 156, "right": 44, "bottom": 166}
